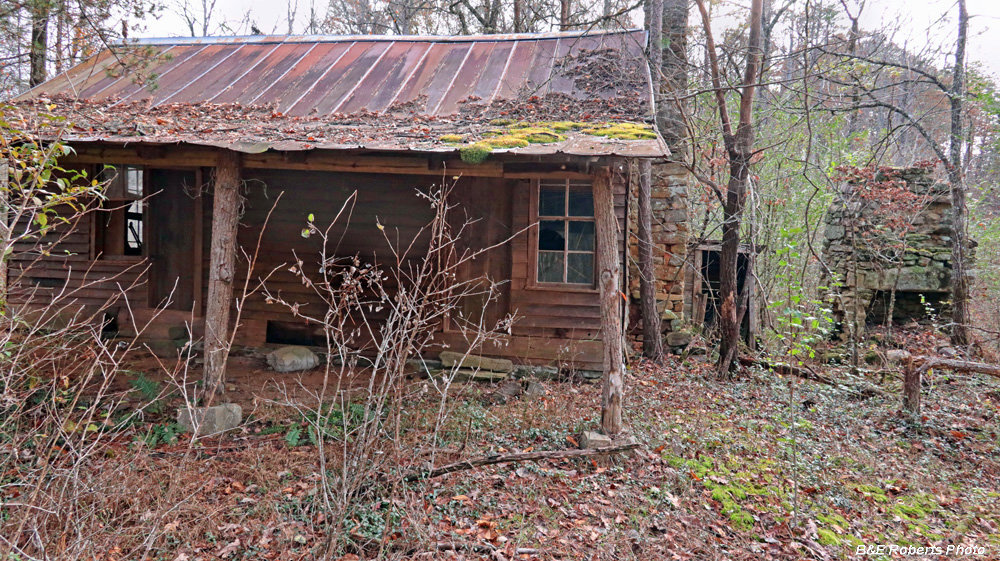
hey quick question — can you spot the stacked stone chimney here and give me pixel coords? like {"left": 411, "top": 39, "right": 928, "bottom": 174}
{"left": 821, "top": 167, "right": 968, "bottom": 336}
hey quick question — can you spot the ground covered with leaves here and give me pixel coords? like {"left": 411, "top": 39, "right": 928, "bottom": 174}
{"left": 5, "top": 346, "right": 1000, "bottom": 560}
{"left": 7, "top": 339, "right": 997, "bottom": 561}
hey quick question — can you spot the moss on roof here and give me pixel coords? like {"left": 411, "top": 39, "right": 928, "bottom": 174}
{"left": 454, "top": 120, "right": 658, "bottom": 163}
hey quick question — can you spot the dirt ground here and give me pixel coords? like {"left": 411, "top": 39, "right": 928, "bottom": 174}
{"left": 5, "top": 328, "right": 999, "bottom": 560}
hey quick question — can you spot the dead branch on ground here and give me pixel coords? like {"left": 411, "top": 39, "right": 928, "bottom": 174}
{"left": 739, "top": 355, "right": 888, "bottom": 398}
{"left": 403, "top": 442, "right": 641, "bottom": 481}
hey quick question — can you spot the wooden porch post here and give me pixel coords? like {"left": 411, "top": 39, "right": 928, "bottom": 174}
{"left": 595, "top": 166, "right": 624, "bottom": 436}
{"left": 0, "top": 162, "right": 8, "bottom": 308}
{"left": 203, "top": 150, "right": 242, "bottom": 397}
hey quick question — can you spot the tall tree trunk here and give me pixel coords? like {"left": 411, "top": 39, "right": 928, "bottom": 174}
{"left": 948, "top": 0, "right": 970, "bottom": 348}
{"left": 639, "top": 0, "right": 664, "bottom": 361}
{"left": 513, "top": 0, "right": 522, "bottom": 32}
{"left": 595, "top": 167, "right": 624, "bottom": 436}
{"left": 560, "top": 0, "right": 570, "bottom": 30}
{"left": 837, "top": 3, "right": 861, "bottom": 136}
{"left": 203, "top": 150, "right": 242, "bottom": 398}
{"left": 29, "top": 1, "right": 50, "bottom": 87}
{"left": 695, "top": 0, "right": 764, "bottom": 376}
{"left": 638, "top": 161, "right": 663, "bottom": 360}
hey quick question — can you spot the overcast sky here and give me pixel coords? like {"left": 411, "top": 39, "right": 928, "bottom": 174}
{"left": 134, "top": 0, "right": 1000, "bottom": 79}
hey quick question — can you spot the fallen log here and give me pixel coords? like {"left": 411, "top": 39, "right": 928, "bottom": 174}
{"left": 739, "top": 356, "right": 835, "bottom": 385}
{"left": 403, "top": 442, "right": 640, "bottom": 482}
{"left": 739, "top": 355, "right": 888, "bottom": 398}
{"left": 913, "top": 357, "right": 1000, "bottom": 379}
{"left": 903, "top": 356, "right": 1000, "bottom": 415}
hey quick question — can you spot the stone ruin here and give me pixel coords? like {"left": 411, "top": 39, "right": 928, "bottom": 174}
{"left": 821, "top": 167, "right": 968, "bottom": 336}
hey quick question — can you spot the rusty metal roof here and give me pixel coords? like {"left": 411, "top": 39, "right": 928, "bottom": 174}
{"left": 11, "top": 30, "right": 667, "bottom": 158}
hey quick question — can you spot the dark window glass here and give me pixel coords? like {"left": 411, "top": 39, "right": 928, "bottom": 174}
{"left": 537, "top": 252, "right": 564, "bottom": 283}
{"left": 124, "top": 200, "right": 143, "bottom": 255}
{"left": 567, "top": 253, "right": 594, "bottom": 284}
{"left": 538, "top": 220, "right": 565, "bottom": 251}
{"left": 536, "top": 180, "right": 595, "bottom": 285}
{"left": 568, "top": 221, "right": 594, "bottom": 251}
{"left": 538, "top": 188, "right": 565, "bottom": 216}
{"left": 567, "top": 190, "right": 594, "bottom": 217}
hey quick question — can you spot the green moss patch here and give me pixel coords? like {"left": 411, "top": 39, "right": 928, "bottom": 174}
{"left": 817, "top": 527, "right": 841, "bottom": 546}
{"left": 483, "top": 127, "right": 566, "bottom": 144}
{"left": 459, "top": 136, "right": 532, "bottom": 163}
{"left": 817, "top": 513, "right": 849, "bottom": 530}
{"left": 581, "top": 122, "right": 658, "bottom": 140}
{"left": 453, "top": 119, "right": 656, "bottom": 163}
{"left": 853, "top": 483, "right": 890, "bottom": 503}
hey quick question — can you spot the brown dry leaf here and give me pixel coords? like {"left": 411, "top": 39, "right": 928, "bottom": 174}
{"left": 217, "top": 538, "right": 241, "bottom": 558}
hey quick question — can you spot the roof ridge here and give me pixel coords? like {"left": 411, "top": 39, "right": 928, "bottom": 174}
{"left": 118, "top": 28, "right": 643, "bottom": 46}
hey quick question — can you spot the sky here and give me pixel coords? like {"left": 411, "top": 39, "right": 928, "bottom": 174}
{"left": 134, "top": 0, "right": 1000, "bottom": 79}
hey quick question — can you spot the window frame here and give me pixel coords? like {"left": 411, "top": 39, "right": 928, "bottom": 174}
{"left": 529, "top": 178, "right": 598, "bottom": 291}
{"left": 94, "top": 164, "right": 147, "bottom": 260}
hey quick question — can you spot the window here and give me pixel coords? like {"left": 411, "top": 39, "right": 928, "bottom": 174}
{"left": 99, "top": 165, "right": 144, "bottom": 201}
{"left": 123, "top": 200, "right": 143, "bottom": 255}
{"left": 96, "top": 165, "right": 144, "bottom": 257}
{"left": 536, "top": 179, "right": 595, "bottom": 285}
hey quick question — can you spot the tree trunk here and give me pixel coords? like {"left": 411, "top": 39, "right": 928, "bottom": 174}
{"left": 903, "top": 357, "right": 920, "bottom": 415}
{"left": 639, "top": 0, "right": 664, "bottom": 362}
{"left": 513, "top": 0, "right": 522, "bottom": 32}
{"left": 716, "top": 166, "right": 749, "bottom": 375}
{"left": 704, "top": 0, "right": 763, "bottom": 377}
{"left": 948, "top": 0, "right": 970, "bottom": 348}
{"left": 203, "top": 150, "right": 242, "bottom": 398}
{"left": 29, "top": 1, "right": 50, "bottom": 87}
{"left": 560, "top": 0, "right": 570, "bottom": 30}
{"left": 638, "top": 161, "right": 663, "bottom": 361}
{"left": 595, "top": 166, "right": 624, "bottom": 436}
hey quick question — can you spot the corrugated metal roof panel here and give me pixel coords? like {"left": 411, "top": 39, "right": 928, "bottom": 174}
{"left": 13, "top": 29, "right": 666, "bottom": 158}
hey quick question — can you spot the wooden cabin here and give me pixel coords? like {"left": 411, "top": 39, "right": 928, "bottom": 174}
{"left": 8, "top": 30, "right": 669, "bottom": 371}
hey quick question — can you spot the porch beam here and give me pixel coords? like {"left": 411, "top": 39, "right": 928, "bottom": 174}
{"left": 203, "top": 149, "right": 243, "bottom": 398}
{"left": 594, "top": 166, "right": 624, "bottom": 436}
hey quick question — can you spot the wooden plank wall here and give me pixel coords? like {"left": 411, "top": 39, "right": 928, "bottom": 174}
{"left": 8, "top": 202, "right": 149, "bottom": 318}
{"left": 222, "top": 169, "right": 438, "bottom": 345}
{"left": 8, "top": 159, "right": 628, "bottom": 371}
{"left": 459, "top": 175, "right": 627, "bottom": 371}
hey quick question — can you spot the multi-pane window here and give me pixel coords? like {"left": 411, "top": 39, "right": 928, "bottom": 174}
{"left": 96, "top": 165, "right": 144, "bottom": 257}
{"left": 124, "top": 167, "right": 143, "bottom": 197}
{"left": 99, "top": 165, "right": 144, "bottom": 201}
{"left": 123, "top": 200, "right": 143, "bottom": 256}
{"left": 536, "top": 179, "right": 595, "bottom": 285}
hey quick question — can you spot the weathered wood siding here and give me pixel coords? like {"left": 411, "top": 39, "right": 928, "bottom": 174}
{"left": 9, "top": 158, "right": 629, "bottom": 370}
{"left": 8, "top": 206, "right": 149, "bottom": 313}
{"left": 221, "top": 169, "right": 438, "bottom": 345}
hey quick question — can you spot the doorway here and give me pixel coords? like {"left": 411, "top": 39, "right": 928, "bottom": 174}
{"left": 148, "top": 169, "right": 201, "bottom": 312}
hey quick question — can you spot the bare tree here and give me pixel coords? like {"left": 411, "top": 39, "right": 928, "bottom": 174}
{"left": 637, "top": 0, "right": 664, "bottom": 362}
{"left": 947, "top": 0, "right": 970, "bottom": 347}
{"left": 818, "top": 0, "right": 972, "bottom": 347}
{"left": 693, "top": 0, "right": 764, "bottom": 376}
{"left": 174, "top": 0, "right": 219, "bottom": 37}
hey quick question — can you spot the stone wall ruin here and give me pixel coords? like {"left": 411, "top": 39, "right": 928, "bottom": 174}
{"left": 821, "top": 167, "right": 967, "bottom": 336}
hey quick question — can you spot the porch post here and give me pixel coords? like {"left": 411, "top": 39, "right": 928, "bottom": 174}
{"left": 203, "top": 149, "right": 242, "bottom": 398}
{"left": 0, "top": 162, "right": 8, "bottom": 308}
{"left": 594, "top": 165, "right": 624, "bottom": 436}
